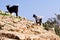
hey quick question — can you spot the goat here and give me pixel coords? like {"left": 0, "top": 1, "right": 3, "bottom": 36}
{"left": 33, "top": 14, "right": 42, "bottom": 25}
{"left": 6, "top": 5, "right": 18, "bottom": 16}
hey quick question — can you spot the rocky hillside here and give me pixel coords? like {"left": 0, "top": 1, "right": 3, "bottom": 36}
{"left": 0, "top": 10, "right": 60, "bottom": 40}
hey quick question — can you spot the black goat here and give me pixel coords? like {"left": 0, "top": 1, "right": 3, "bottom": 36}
{"left": 33, "top": 14, "right": 42, "bottom": 25}
{"left": 6, "top": 5, "right": 18, "bottom": 16}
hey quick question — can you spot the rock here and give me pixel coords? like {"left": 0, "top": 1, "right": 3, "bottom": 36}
{"left": 0, "top": 11, "right": 59, "bottom": 40}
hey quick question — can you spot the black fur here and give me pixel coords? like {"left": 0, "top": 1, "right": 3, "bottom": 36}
{"left": 6, "top": 5, "right": 18, "bottom": 16}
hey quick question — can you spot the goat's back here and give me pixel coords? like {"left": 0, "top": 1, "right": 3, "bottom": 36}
{"left": 10, "top": 6, "right": 18, "bottom": 11}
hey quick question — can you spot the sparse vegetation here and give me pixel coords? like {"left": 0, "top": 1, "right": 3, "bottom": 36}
{"left": 0, "top": 13, "right": 9, "bottom": 16}
{"left": 43, "top": 14, "right": 60, "bottom": 37}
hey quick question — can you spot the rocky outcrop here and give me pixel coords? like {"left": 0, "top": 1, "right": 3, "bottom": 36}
{"left": 0, "top": 10, "right": 60, "bottom": 40}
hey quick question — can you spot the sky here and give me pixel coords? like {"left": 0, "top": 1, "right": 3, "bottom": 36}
{"left": 0, "top": 0, "right": 60, "bottom": 23}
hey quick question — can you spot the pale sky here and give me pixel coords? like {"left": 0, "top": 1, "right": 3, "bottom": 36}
{"left": 0, "top": 0, "right": 60, "bottom": 22}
